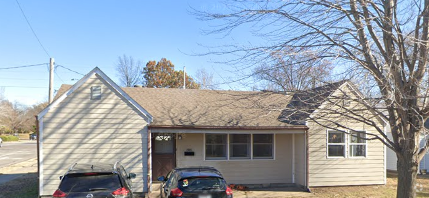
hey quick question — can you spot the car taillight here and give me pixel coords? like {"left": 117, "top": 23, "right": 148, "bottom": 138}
{"left": 112, "top": 187, "right": 129, "bottom": 196}
{"left": 53, "top": 189, "right": 67, "bottom": 197}
{"left": 170, "top": 188, "right": 183, "bottom": 197}
{"left": 226, "top": 186, "right": 233, "bottom": 195}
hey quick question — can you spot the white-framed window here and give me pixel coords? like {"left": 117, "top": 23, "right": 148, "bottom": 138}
{"left": 327, "top": 130, "right": 346, "bottom": 157}
{"left": 349, "top": 131, "right": 366, "bottom": 157}
{"left": 205, "top": 134, "right": 274, "bottom": 160}
{"left": 205, "top": 134, "right": 227, "bottom": 160}
{"left": 229, "top": 134, "right": 251, "bottom": 159}
{"left": 253, "top": 134, "right": 274, "bottom": 159}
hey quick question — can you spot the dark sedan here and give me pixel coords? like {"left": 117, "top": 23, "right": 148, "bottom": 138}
{"left": 158, "top": 166, "right": 233, "bottom": 198}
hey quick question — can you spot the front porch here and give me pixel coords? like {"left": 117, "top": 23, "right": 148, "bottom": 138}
{"left": 148, "top": 128, "right": 308, "bottom": 192}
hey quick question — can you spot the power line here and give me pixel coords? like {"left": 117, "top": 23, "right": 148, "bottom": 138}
{"left": 15, "top": 0, "right": 51, "bottom": 58}
{"left": 56, "top": 65, "right": 85, "bottom": 76}
{"left": 0, "top": 63, "right": 47, "bottom": 70}
{"left": 0, "top": 86, "right": 47, "bottom": 88}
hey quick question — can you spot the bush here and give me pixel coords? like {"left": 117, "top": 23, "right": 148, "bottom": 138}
{"left": 0, "top": 135, "right": 19, "bottom": 142}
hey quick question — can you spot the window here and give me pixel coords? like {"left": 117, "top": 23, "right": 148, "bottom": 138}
{"left": 205, "top": 134, "right": 227, "bottom": 160}
{"left": 91, "top": 86, "right": 102, "bottom": 100}
{"left": 349, "top": 131, "right": 366, "bottom": 157}
{"left": 229, "top": 134, "right": 251, "bottom": 159}
{"left": 327, "top": 130, "right": 346, "bottom": 157}
{"left": 205, "top": 134, "right": 274, "bottom": 160}
{"left": 253, "top": 134, "right": 274, "bottom": 159}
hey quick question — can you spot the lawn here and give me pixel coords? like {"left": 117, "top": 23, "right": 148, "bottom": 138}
{"left": 0, "top": 173, "right": 38, "bottom": 198}
{"left": 311, "top": 171, "right": 429, "bottom": 198}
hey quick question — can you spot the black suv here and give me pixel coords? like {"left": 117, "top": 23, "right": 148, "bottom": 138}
{"left": 158, "top": 166, "right": 233, "bottom": 198}
{"left": 52, "top": 162, "right": 136, "bottom": 198}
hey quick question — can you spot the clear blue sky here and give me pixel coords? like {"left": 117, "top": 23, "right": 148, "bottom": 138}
{"left": 0, "top": 0, "right": 257, "bottom": 106}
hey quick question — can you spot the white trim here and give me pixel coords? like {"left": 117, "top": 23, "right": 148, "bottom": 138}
{"left": 150, "top": 128, "right": 305, "bottom": 134}
{"left": 37, "top": 67, "right": 153, "bottom": 123}
{"left": 304, "top": 130, "right": 307, "bottom": 187}
{"left": 326, "top": 129, "right": 347, "bottom": 158}
{"left": 292, "top": 133, "right": 295, "bottom": 183}
{"left": 203, "top": 133, "right": 276, "bottom": 161}
{"left": 38, "top": 117, "right": 44, "bottom": 196}
{"left": 383, "top": 125, "right": 387, "bottom": 185}
{"left": 349, "top": 130, "right": 367, "bottom": 158}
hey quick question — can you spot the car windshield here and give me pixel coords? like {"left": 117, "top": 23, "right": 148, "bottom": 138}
{"left": 179, "top": 177, "right": 226, "bottom": 191}
{"left": 59, "top": 173, "right": 122, "bottom": 193}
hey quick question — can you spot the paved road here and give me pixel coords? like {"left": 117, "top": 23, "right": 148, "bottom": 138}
{"left": 0, "top": 141, "right": 37, "bottom": 169}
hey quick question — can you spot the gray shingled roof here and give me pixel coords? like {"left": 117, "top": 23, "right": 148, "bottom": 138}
{"left": 278, "top": 81, "right": 347, "bottom": 125}
{"left": 55, "top": 81, "right": 346, "bottom": 127}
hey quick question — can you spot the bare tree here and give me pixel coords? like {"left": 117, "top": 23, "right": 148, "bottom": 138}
{"left": 195, "top": 68, "right": 218, "bottom": 90}
{"left": 196, "top": 1, "right": 429, "bottom": 197}
{"left": 254, "top": 47, "right": 333, "bottom": 91}
{"left": 115, "top": 55, "right": 143, "bottom": 87}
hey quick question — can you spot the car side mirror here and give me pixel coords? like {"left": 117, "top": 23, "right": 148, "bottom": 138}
{"left": 59, "top": 175, "right": 63, "bottom": 180}
{"left": 157, "top": 176, "right": 165, "bottom": 181}
{"left": 129, "top": 173, "right": 136, "bottom": 179}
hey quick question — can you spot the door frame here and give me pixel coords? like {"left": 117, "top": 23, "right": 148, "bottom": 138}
{"left": 151, "top": 133, "right": 176, "bottom": 181}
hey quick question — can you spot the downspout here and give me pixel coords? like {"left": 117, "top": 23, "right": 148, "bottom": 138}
{"left": 305, "top": 128, "right": 310, "bottom": 192}
{"left": 147, "top": 128, "right": 152, "bottom": 194}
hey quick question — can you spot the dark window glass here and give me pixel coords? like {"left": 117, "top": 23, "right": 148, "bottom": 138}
{"left": 205, "top": 134, "right": 227, "bottom": 160}
{"left": 328, "top": 131, "right": 345, "bottom": 143}
{"left": 350, "top": 131, "right": 366, "bottom": 143}
{"left": 253, "top": 134, "right": 274, "bottom": 159}
{"left": 350, "top": 145, "right": 366, "bottom": 157}
{"left": 328, "top": 145, "right": 345, "bottom": 157}
{"left": 59, "top": 174, "right": 121, "bottom": 193}
{"left": 230, "top": 134, "right": 250, "bottom": 159}
{"left": 179, "top": 177, "right": 226, "bottom": 192}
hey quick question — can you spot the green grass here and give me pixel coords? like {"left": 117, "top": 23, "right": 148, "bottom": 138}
{"left": 0, "top": 173, "right": 38, "bottom": 198}
{"left": 0, "top": 135, "right": 19, "bottom": 141}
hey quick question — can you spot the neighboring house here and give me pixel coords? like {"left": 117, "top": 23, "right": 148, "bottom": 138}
{"left": 386, "top": 132, "right": 429, "bottom": 172}
{"left": 37, "top": 67, "right": 386, "bottom": 197}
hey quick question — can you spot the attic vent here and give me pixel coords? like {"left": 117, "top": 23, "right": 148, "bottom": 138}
{"left": 91, "top": 86, "right": 102, "bottom": 100}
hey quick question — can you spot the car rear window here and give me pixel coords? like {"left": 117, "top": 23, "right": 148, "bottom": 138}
{"left": 179, "top": 177, "right": 226, "bottom": 191}
{"left": 59, "top": 173, "right": 122, "bottom": 192}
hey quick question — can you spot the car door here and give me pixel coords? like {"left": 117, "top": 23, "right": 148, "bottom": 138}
{"left": 162, "top": 171, "right": 176, "bottom": 198}
{"left": 119, "top": 165, "right": 132, "bottom": 190}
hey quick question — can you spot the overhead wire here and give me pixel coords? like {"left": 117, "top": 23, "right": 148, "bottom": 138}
{"left": 56, "top": 65, "right": 85, "bottom": 76}
{"left": 0, "top": 63, "right": 47, "bottom": 70}
{"left": 15, "top": 0, "right": 51, "bottom": 58}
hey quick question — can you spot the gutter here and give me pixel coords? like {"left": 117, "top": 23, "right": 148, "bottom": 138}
{"left": 148, "top": 125, "right": 309, "bottom": 130}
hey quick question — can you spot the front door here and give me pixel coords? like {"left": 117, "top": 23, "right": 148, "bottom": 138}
{"left": 152, "top": 134, "right": 176, "bottom": 181}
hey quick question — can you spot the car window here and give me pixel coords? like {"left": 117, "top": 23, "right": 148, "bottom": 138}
{"left": 165, "top": 173, "right": 177, "bottom": 187}
{"left": 59, "top": 173, "right": 122, "bottom": 193}
{"left": 179, "top": 177, "right": 226, "bottom": 191}
{"left": 119, "top": 165, "right": 132, "bottom": 188}
{"left": 164, "top": 171, "right": 175, "bottom": 187}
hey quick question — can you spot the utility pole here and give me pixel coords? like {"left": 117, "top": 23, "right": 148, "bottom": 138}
{"left": 48, "top": 58, "right": 54, "bottom": 104}
{"left": 183, "top": 66, "right": 186, "bottom": 89}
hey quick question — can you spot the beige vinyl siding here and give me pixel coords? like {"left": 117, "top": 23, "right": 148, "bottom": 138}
{"left": 175, "top": 133, "right": 293, "bottom": 185}
{"left": 307, "top": 85, "right": 385, "bottom": 187}
{"left": 294, "top": 133, "right": 306, "bottom": 186}
{"left": 40, "top": 73, "right": 149, "bottom": 196}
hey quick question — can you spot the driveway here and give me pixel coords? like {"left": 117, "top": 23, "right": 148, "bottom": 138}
{"left": 149, "top": 183, "right": 313, "bottom": 198}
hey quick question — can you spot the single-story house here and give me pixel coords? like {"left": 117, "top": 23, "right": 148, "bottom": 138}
{"left": 37, "top": 67, "right": 387, "bottom": 197}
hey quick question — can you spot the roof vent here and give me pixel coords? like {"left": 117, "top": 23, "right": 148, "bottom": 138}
{"left": 134, "top": 85, "right": 143, "bottom": 88}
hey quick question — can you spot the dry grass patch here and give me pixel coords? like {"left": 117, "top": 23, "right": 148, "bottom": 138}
{"left": 311, "top": 172, "right": 429, "bottom": 198}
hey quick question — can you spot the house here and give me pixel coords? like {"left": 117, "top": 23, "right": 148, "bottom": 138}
{"left": 37, "top": 67, "right": 386, "bottom": 197}
{"left": 386, "top": 132, "right": 429, "bottom": 172}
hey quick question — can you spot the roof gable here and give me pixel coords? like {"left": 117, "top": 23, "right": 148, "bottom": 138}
{"left": 37, "top": 67, "right": 153, "bottom": 122}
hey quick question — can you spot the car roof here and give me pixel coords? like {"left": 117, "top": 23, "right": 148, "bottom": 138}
{"left": 173, "top": 166, "right": 224, "bottom": 180}
{"left": 66, "top": 163, "right": 117, "bottom": 174}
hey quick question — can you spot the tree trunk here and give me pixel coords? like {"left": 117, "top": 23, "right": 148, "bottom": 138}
{"left": 397, "top": 152, "right": 419, "bottom": 198}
